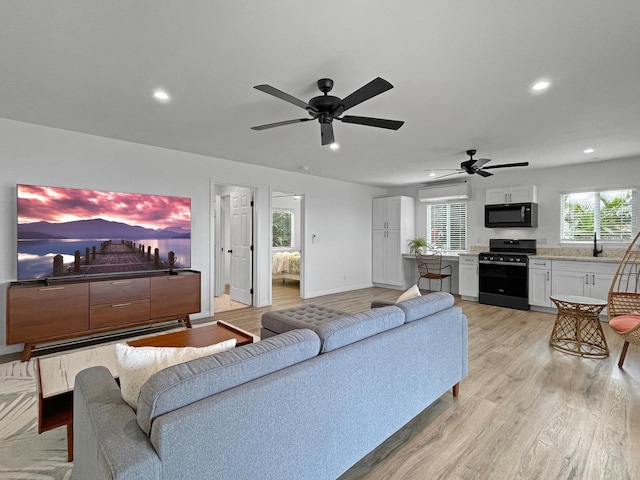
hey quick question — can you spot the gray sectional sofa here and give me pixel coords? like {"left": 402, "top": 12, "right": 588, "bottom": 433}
{"left": 72, "top": 292, "right": 468, "bottom": 480}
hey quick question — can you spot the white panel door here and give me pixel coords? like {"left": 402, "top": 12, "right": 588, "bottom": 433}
{"left": 230, "top": 187, "right": 253, "bottom": 305}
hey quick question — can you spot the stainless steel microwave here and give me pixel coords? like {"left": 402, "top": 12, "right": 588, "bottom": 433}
{"left": 484, "top": 202, "right": 538, "bottom": 228}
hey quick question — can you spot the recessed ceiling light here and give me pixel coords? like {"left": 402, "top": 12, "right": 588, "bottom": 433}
{"left": 583, "top": 148, "right": 595, "bottom": 154}
{"left": 429, "top": 172, "right": 437, "bottom": 177}
{"left": 330, "top": 143, "right": 339, "bottom": 150}
{"left": 153, "top": 89, "right": 170, "bottom": 102}
{"left": 530, "top": 80, "right": 551, "bottom": 92}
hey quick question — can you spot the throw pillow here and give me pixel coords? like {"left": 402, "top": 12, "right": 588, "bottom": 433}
{"left": 396, "top": 284, "right": 422, "bottom": 303}
{"left": 115, "top": 339, "right": 236, "bottom": 410}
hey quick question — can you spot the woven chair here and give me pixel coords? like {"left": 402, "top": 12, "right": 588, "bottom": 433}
{"left": 415, "top": 252, "right": 452, "bottom": 292}
{"left": 608, "top": 230, "right": 640, "bottom": 368}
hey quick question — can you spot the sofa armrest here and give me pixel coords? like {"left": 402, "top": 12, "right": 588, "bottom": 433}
{"left": 72, "top": 366, "right": 161, "bottom": 480}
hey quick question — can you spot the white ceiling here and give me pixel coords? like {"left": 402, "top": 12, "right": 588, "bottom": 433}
{"left": 2, "top": 1, "right": 640, "bottom": 188}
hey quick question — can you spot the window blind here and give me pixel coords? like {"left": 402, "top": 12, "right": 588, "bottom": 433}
{"left": 427, "top": 202, "right": 467, "bottom": 251}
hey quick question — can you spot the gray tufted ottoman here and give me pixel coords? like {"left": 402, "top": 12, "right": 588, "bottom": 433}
{"left": 260, "top": 304, "right": 349, "bottom": 339}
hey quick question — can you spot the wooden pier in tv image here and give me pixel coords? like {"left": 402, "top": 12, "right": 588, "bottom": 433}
{"left": 52, "top": 240, "right": 178, "bottom": 276}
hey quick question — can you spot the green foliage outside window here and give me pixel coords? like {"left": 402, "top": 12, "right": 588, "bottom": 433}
{"left": 272, "top": 210, "right": 293, "bottom": 247}
{"left": 562, "top": 189, "right": 636, "bottom": 240}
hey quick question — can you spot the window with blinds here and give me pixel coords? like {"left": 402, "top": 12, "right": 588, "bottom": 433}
{"left": 426, "top": 202, "right": 467, "bottom": 251}
{"left": 561, "top": 189, "right": 637, "bottom": 241}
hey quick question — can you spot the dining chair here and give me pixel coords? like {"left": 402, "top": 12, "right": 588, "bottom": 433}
{"left": 415, "top": 252, "right": 452, "bottom": 292}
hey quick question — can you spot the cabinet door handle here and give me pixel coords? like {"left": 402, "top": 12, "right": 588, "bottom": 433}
{"left": 592, "top": 274, "right": 595, "bottom": 285}
{"left": 476, "top": 266, "right": 479, "bottom": 274}
{"left": 167, "top": 276, "right": 184, "bottom": 280}
{"left": 112, "top": 302, "right": 132, "bottom": 308}
{"left": 547, "top": 271, "right": 550, "bottom": 281}
{"left": 38, "top": 286, "right": 65, "bottom": 291}
{"left": 111, "top": 280, "right": 132, "bottom": 285}
{"left": 585, "top": 274, "right": 589, "bottom": 285}
{"left": 505, "top": 193, "right": 508, "bottom": 203}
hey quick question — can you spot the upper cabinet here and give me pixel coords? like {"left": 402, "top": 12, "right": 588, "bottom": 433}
{"left": 486, "top": 185, "right": 537, "bottom": 204}
{"left": 372, "top": 196, "right": 414, "bottom": 234}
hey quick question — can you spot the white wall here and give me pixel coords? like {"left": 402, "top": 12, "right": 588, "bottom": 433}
{"left": 0, "top": 119, "right": 386, "bottom": 355}
{"left": 390, "top": 156, "right": 640, "bottom": 253}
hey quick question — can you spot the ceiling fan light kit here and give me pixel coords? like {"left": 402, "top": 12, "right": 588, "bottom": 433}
{"left": 251, "top": 77, "right": 404, "bottom": 146}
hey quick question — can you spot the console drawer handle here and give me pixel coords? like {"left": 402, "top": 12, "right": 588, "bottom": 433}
{"left": 38, "top": 286, "right": 65, "bottom": 291}
{"left": 110, "top": 280, "right": 132, "bottom": 285}
{"left": 112, "top": 303, "right": 132, "bottom": 308}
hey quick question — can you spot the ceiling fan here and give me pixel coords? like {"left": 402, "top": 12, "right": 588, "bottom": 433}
{"left": 251, "top": 77, "right": 404, "bottom": 146}
{"left": 429, "top": 150, "right": 529, "bottom": 179}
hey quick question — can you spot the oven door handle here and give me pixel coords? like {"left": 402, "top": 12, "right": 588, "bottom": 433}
{"left": 479, "top": 260, "right": 528, "bottom": 267}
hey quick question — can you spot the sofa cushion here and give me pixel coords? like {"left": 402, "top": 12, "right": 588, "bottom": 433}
{"left": 396, "top": 292, "right": 455, "bottom": 323}
{"left": 314, "top": 306, "right": 405, "bottom": 353}
{"left": 136, "top": 328, "right": 321, "bottom": 435}
{"left": 115, "top": 339, "right": 237, "bottom": 410}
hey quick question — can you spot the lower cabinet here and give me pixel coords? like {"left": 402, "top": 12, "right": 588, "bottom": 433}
{"left": 550, "top": 261, "right": 616, "bottom": 315}
{"left": 458, "top": 255, "right": 479, "bottom": 299}
{"left": 528, "top": 259, "right": 552, "bottom": 307}
{"left": 372, "top": 229, "right": 403, "bottom": 286}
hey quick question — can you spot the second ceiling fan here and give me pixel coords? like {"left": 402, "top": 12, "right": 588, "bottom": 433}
{"left": 251, "top": 77, "right": 404, "bottom": 146}
{"left": 431, "top": 150, "right": 529, "bottom": 179}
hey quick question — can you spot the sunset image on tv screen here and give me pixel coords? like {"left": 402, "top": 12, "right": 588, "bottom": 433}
{"left": 17, "top": 184, "right": 191, "bottom": 280}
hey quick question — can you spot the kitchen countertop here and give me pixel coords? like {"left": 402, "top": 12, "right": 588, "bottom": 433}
{"left": 529, "top": 255, "right": 621, "bottom": 263}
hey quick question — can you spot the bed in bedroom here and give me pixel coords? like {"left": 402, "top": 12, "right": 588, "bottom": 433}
{"left": 272, "top": 251, "right": 300, "bottom": 282}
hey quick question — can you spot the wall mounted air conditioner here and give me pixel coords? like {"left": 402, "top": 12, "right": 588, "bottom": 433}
{"left": 418, "top": 179, "right": 470, "bottom": 203}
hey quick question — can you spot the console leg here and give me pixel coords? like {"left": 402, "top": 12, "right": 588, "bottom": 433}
{"left": 22, "top": 343, "right": 35, "bottom": 362}
{"left": 184, "top": 315, "right": 192, "bottom": 329}
{"left": 452, "top": 382, "right": 460, "bottom": 397}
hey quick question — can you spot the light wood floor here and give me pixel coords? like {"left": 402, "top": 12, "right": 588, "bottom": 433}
{"left": 210, "top": 283, "right": 640, "bottom": 480}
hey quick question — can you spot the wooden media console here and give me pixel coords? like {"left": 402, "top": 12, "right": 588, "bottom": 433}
{"left": 6, "top": 269, "right": 201, "bottom": 361}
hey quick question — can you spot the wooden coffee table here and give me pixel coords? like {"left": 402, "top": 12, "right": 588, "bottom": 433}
{"left": 36, "top": 321, "right": 253, "bottom": 461}
{"left": 127, "top": 321, "right": 253, "bottom": 348}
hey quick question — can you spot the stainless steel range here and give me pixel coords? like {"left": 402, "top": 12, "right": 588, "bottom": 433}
{"left": 478, "top": 239, "right": 537, "bottom": 310}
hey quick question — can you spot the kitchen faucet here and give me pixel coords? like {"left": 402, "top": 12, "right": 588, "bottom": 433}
{"left": 593, "top": 232, "right": 603, "bottom": 257}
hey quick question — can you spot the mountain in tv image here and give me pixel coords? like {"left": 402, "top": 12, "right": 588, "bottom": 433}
{"left": 18, "top": 218, "right": 190, "bottom": 240}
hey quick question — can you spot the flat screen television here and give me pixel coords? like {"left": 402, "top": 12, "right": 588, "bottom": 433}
{"left": 17, "top": 184, "right": 191, "bottom": 281}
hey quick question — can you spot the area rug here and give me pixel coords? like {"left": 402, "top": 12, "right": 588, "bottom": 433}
{"left": 0, "top": 358, "right": 72, "bottom": 479}
{"left": 0, "top": 320, "right": 258, "bottom": 479}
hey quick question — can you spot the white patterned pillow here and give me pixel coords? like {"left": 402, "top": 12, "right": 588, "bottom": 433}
{"left": 396, "top": 284, "right": 422, "bottom": 303}
{"left": 115, "top": 339, "right": 236, "bottom": 410}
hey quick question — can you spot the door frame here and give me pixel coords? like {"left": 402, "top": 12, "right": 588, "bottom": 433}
{"left": 269, "top": 188, "right": 306, "bottom": 301}
{"left": 212, "top": 181, "right": 257, "bottom": 310}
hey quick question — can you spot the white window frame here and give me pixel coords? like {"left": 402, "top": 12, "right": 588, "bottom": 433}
{"left": 560, "top": 188, "right": 637, "bottom": 243}
{"left": 272, "top": 208, "right": 294, "bottom": 249}
{"left": 426, "top": 202, "right": 467, "bottom": 252}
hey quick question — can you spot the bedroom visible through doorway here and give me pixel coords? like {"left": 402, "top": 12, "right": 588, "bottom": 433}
{"left": 271, "top": 190, "right": 303, "bottom": 299}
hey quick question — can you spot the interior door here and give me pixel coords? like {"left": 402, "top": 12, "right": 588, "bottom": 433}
{"left": 229, "top": 187, "right": 253, "bottom": 305}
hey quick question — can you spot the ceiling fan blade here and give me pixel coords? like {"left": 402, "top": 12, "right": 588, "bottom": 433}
{"left": 321, "top": 122, "right": 335, "bottom": 145}
{"left": 251, "top": 118, "right": 313, "bottom": 130}
{"left": 339, "top": 77, "right": 393, "bottom": 112}
{"left": 482, "top": 162, "right": 529, "bottom": 170}
{"left": 476, "top": 170, "right": 493, "bottom": 177}
{"left": 254, "top": 84, "right": 318, "bottom": 114}
{"left": 340, "top": 115, "right": 404, "bottom": 130}
{"left": 433, "top": 171, "right": 465, "bottom": 180}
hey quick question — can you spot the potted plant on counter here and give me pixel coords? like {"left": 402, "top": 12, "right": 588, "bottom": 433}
{"left": 408, "top": 237, "right": 432, "bottom": 254}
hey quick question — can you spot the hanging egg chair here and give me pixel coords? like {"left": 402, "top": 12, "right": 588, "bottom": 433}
{"left": 608, "top": 230, "right": 640, "bottom": 367}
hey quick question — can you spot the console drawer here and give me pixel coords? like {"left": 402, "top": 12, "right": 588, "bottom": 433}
{"left": 90, "top": 278, "right": 149, "bottom": 305}
{"left": 90, "top": 299, "right": 150, "bottom": 329}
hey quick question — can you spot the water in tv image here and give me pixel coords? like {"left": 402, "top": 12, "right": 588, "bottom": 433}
{"left": 17, "top": 185, "right": 191, "bottom": 281}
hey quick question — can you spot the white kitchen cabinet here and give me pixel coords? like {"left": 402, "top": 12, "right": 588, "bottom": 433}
{"left": 528, "top": 258, "right": 552, "bottom": 307}
{"left": 458, "top": 255, "right": 479, "bottom": 299}
{"left": 372, "top": 196, "right": 415, "bottom": 287}
{"left": 551, "top": 260, "right": 617, "bottom": 314}
{"left": 486, "top": 185, "right": 537, "bottom": 204}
